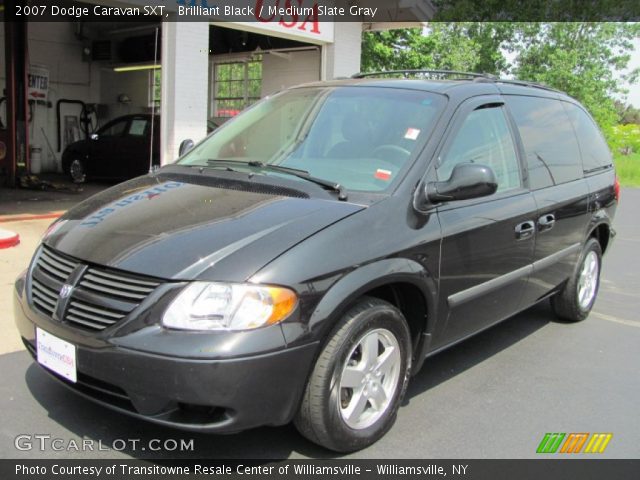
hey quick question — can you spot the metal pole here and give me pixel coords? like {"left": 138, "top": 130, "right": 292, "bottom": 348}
{"left": 148, "top": 26, "right": 159, "bottom": 174}
{"left": 4, "top": 17, "right": 29, "bottom": 187}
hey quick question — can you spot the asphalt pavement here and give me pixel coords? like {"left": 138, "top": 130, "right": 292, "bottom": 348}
{"left": 0, "top": 189, "right": 638, "bottom": 460}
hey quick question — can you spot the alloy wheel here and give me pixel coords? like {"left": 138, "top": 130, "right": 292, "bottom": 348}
{"left": 338, "top": 328, "right": 401, "bottom": 430}
{"left": 577, "top": 250, "right": 599, "bottom": 310}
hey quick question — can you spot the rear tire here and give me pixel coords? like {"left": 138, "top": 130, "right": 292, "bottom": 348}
{"left": 551, "top": 238, "right": 602, "bottom": 322}
{"left": 294, "top": 297, "right": 411, "bottom": 452}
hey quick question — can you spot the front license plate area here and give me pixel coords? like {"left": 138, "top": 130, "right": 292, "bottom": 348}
{"left": 36, "top": 328, "right": 77, "bottom": 383}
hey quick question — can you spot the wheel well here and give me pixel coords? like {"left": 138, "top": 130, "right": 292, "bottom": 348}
{"left": 590, "top": 224, "right": 611, "bottom": 254}
{"left": 362, "top": 283, "right": 428, "bottom": 351}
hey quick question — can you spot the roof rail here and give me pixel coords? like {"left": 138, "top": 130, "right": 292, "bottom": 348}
{"left": 351, "top": 70, "right": 565, "bottom": 94}
{"left": 492, "top": 78, "right": 564, "bottom": 94}
{"left": 351, "top": 70, "right": 496, "bottom": 80}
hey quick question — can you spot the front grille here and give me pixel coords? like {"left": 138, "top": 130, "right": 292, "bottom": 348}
{"left": 30, "top": 246, "right": 79, "bottom": 317}
{"left": 29, "top": 246, "right": 163, "bottom": 332}
{"left": 37, "top": 246, "right": 79, "bottom": 283}
{"left": 30, "top": 278, "right": 58, "bottom": 317}
{"left": 66, "top": 299, "right": 127, "bottom": 330}
{"left": 80, "top": 268, "right": 160, "bottom": 302}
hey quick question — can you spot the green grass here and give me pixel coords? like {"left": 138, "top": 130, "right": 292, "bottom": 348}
{"left": 614, "top": 152, "right": 640, "bottom": 187}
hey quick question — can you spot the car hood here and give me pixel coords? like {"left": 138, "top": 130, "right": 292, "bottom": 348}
{"left": 44, "top": 171, "right": 363, "bottom": 281}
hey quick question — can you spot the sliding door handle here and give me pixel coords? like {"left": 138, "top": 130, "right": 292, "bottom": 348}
{"left": 538, "top": 213, "right": 556, "bottom": 232}
{"left": 515, "top": 220, "right": 535, "bottom": 240}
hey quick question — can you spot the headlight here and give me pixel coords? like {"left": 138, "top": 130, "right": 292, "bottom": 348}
{"left": 162, "top": 282, "right": 297, "bottom": 331}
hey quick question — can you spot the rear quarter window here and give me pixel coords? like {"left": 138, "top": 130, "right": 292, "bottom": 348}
{"left": 506, "top": 96, "right": 583, "bottom": 190}
{"left": 562, "top": 103, "right": 613, "bottom": 172}
{"left": 128, "top": 119, "right": 148, "bottom": 137}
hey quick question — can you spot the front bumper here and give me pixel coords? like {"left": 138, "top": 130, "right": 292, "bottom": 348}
{"left": 14, "top": 284, "right": 318, "bottom": 433}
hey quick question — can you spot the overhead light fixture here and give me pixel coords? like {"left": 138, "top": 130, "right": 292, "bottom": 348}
{"left": 113, "top": 64, "right": 161, "bottom": 72}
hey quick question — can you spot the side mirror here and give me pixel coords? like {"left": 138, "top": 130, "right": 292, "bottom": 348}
{"left": 179, "top": 139, "right": 195, "bottom": 157}
{"left": 426, "top": 163, "right": 498, "bottom": 203}
{"left": 90, "top": 133, "right": 99, "bottom": 140}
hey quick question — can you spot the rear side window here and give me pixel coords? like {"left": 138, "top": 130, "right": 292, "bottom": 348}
{"left": 506, "top": 96, "right": 583, "bottom": 189}
{"left": 128, "top": 119, "right": 148, "bottom": 137}
{"left": 563, "top": 103, "right": 613, "bottom": 172}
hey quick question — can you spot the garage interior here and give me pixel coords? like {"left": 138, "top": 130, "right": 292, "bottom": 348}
{"left": 0, "top": 18, "right": 324, "bottom": 192}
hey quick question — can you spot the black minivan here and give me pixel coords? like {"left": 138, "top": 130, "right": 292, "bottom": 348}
{"left": 14, "top": 72, "right": 618, "bottom": 452}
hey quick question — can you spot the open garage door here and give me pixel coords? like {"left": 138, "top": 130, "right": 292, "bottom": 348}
{"left": 31, "top": 17, "right": 163, "bottom": 182}
{"left": 207, "top": 25, "right": 321, "bottom": 129}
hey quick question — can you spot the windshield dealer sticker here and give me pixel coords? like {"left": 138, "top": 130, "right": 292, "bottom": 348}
{"left": 375, "top": 169, "right": 392, "bottom": 181}
{"left": 404, "top": 128, "right": 421, "bottom": 140}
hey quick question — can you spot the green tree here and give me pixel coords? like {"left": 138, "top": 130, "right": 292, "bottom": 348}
{"left": 361, "top": 23, "right": 514, "bottom": 76}
{"left": 361, "top": 22, "right": 639, "bottom": 134}
{"left": 511, "top": 23, "right": 640, "bottom": 130}
{"left": 608, "top": 124, "right": 640, "bottom": 155}
{"left": 615, "top": 100, "right": 640, "bottom": 125}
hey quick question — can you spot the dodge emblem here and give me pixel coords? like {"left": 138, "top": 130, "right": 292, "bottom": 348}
{"left": 59, "top": 284, "right": 73, "bottom": 299}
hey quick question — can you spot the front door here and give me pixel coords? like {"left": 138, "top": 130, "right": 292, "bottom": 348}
{"left": 431, "top": 97, "right": 537, "bottom": 350}
{"left": 117, "top": 116, "right": 153, "bottom": 178}
{"left": 90, "top": 117, "right": 129, "bottom": 178}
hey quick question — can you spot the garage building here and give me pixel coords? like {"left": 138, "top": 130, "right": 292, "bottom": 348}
{"left": 0, "top": 0, "right": 433, "bottom": 187}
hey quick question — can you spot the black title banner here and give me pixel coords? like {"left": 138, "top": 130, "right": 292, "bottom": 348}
{"left": 4, "top": 459, "right": 640, "bottom": 480}
{"left": 1, "top": 0, "right": 639, "bottom": 22}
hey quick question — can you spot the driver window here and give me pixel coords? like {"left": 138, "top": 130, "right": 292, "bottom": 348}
{"left": 437, "top": 105, "right": 521, "bottom": 193}
{"left": 99, "top": 119, "right": 128, "bottom": 138}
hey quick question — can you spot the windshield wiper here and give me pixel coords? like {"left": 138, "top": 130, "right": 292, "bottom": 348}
{"left": 247, "top": 161, "right": 348, "bottom": 201}
{"left": 201, "top": 159, "right": 245, "bottom": 172}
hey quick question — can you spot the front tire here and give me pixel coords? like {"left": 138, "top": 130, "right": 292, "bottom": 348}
{"left": 69, "top": 158, "right": 86, "bottom": 183}
{"left": 551, "top": 238, "right": 602, "bottom": 322}
{"left": 294, "top": 297, "right": 411, "bottom": 452}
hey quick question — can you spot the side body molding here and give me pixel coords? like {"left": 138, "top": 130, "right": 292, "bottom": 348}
{"left": 447, "top": 243, "right": 582, "bottom": 309}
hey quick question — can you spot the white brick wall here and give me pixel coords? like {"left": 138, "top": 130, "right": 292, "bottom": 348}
{"left": 100, "top": 70, "right": 152, "bottom": 119}
{"left": 322, "top": 22, "right": 362, "bottom": 80}
{"left": 261, "top": 49, "right": 321, "bottom": 97}
{"left": 160, "top": 21, "right": 209, "bottom": 165}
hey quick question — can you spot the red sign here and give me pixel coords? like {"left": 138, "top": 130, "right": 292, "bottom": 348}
{"left": 28, "top": 66, "right": 49, "bottom": 102}
{"left": 255, "top": 0, "right": 321, "bottom": 35}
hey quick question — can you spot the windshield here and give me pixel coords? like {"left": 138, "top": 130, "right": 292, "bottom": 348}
{"left": 177, "top": 86, "right": 445, "bottom": 192}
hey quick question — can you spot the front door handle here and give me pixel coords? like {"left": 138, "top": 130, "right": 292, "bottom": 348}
{"left": 538, "top": 213, "right": 556, "bottom": 232}
{"left": 515, "top": 220, "right": 535, "bottom": 240}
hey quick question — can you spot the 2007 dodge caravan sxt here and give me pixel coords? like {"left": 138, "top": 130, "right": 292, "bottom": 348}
{"left": 14, "top": 72, "right": 618, "bottom": 452}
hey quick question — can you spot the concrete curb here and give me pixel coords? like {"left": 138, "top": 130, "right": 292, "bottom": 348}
{"left": 0, "top": 212, "right": 64, "bottom": 223}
